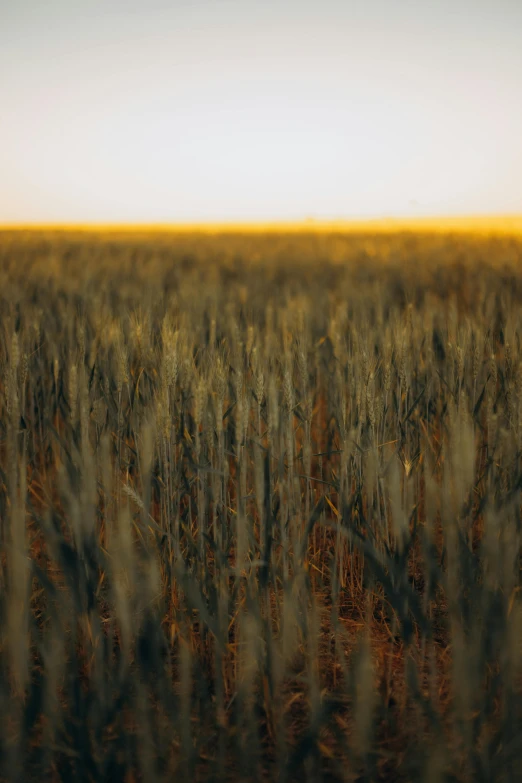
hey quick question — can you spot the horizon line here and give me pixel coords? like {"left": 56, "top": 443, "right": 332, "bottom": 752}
{"left": 2, "top": 214, "right": 522, "bottom": 236}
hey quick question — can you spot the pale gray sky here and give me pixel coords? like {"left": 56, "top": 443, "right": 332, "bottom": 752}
{"left": 1, "top": 0, "right": 521, "bottom": 222}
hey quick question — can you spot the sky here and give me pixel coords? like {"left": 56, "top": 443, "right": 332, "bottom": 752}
{"left": 1, "top": 0, "right": 522, "bottom": 224}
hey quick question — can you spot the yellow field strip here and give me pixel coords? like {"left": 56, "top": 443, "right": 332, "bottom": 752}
{"left": 2, "top": 215, "right": 522, "bottom": 236}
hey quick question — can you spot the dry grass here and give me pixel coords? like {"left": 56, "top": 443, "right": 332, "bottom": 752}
{"left": 0, "top": 228, "right": 522, "bottom": 782}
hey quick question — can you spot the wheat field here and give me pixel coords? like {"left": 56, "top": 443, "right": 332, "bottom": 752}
{"left": 1, "top": 228, "right": 522, "bottom": 782}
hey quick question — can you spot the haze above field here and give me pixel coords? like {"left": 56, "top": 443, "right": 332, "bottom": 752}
{"left": 2, "top": 0, "right": 522, "bottom": 224}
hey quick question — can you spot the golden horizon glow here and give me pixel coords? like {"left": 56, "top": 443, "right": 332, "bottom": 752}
{"left": 2, "top": 215, "right": 522, "bottom": 237}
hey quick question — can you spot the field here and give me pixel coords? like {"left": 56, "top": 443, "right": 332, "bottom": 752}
{"left": 1, "top": 227, "right": 522, "bottom": 782}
